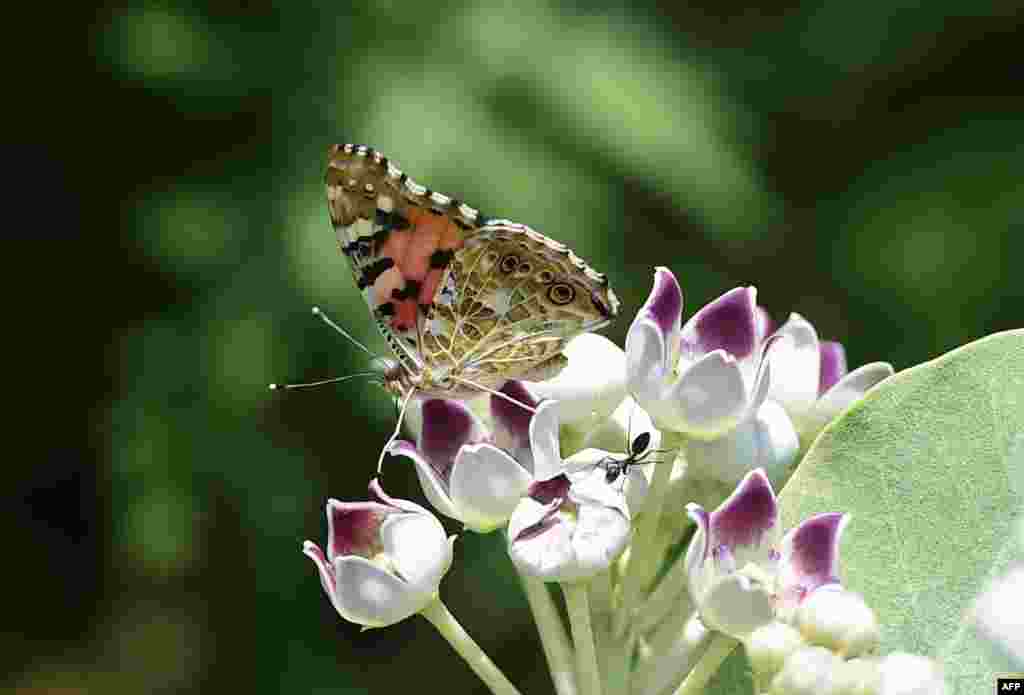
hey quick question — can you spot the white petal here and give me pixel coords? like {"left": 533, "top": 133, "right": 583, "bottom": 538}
{"left": 877, "top": 653, "right": 945, "bottom": 695}
{"left": 668, "top": 351, "right": 748, "bottom": 439}
{"left": 797, "top": 362, "right": 895, "bottom": 439}
{"left": 449, "top": 444, "right": 533, "bottom": 532}
{"left": 529, "top": 334, "right": 627, "bottom": 426}
{"left": 972, "top": 565, "right": 1024, "bottom": 666}
{"left": 570, "top": 498, "right": 631, "bottom": 573}
{"left": 379, "top": 512, "right": 451, "bottom": 593}
{"left": 626, "top": 316, "right": 671, "bottom": 407}
{"left": 685, "top": 401, "right": 799, "bottom": 485}
{"left": 333, "top": 555, "right": 427, "bottom": 627}
{"left": 529, "top": 400, "right": 564, "bottom": 481}
{"left": 508, "top": 504, "right": 575, "bottom": 580}
{"left": 767, "top": 313, "right": 821, "bottom": 416}
{"left": 387, "top": 442, "right": 460, "bottom": 522}
{"left": 698, "top": 572, "right": 775, "bottom": 637}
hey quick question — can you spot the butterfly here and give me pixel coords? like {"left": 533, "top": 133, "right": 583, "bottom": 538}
{"left": 324, "top": 143, "right": 620, "bottom": 404}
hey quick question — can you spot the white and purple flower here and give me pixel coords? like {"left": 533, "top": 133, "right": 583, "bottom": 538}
{"left": 767, "top": 313, "right": 894, "bottom": 441}
{"left": 626, "top": 268, "right": 798, "bottom": 483}
{"left": 388, "top": 391, "right": 566, "bottom": 533}
{"left": 684, "top": 468, "right": 852, "bottom": 639}
{"left": 507, "top": 472, "right": 632, "bottom": 582}
{"left": 302, "top": 479, "right": 454, "bottom": 628}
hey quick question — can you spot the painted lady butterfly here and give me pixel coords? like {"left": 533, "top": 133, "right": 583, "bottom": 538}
{"left": 325, "top": 143, "right": 620, "bottom": 401}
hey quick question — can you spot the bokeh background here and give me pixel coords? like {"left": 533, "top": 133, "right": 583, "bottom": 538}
{"left": 9, "top": 1, "right": 1023, "bottom": 693}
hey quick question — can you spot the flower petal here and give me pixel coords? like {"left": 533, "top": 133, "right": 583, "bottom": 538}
{"left": 326, "top": 498, "right": 388, "bottom": 560}
{"left": 529, "top": 334, "right": 627, "bottom": 426}
{"left": 387, "top": 441, "right": 461, "bottom": 522}
{"left": 379, "top": 511, "right": 451, "bottom": 592}
{"left": 568, "top": 498, "right": 631, "bottom": 580}
{"left": 302, "top": 540, "right": 338, "bottom": 604}
{"left": 681, "top": 287, "right": 758, "bottom": 361}
{"left": 333, "top": 555, "right": 427, "bottom": 627}
{"left": 767, "top": 313, "right": 821, "bottom": 415}
{"left": 529, "top": 400, "right": 564, "bottom": 481}
{"left": 818, "top": 341, "right": 848, "bottom": 396}
{"left": 449, "top": 443, "right": 533, "bottom": 532}
{"left": 972, "top": 566, "right": 1024, "bottom": 666}
{"left": 708, "top": 469, "right": 779, "bottom": 557}
{"left": 684, "top": 401, "right": 798, "bottom": 485}
{"left": 420, "top": 398, "right": 485, "bottom": 479}
{"left": 642, "top": 266, "right": 684, "bottom": 336}
{"left": 815, "top": 362, "right": 894, "bottom": 419}
{"left": 775, "top": 512, "right": 848, "bottom": 621}
{"left": 489, "top": 380, "right": 538, "bottom": 456}
{"left": 667, "top": 350, "right": 748, "bottom": 438}
{"left": 698, "top": 572, "right": 775, "bottom": 636}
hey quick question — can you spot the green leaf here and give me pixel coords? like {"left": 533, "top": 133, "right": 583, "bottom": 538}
{"left": 780, "top": 330, "right": 1024, "bottom": 693}
{"left": 707, "top": 330, "right": 1024, "bottom": 694}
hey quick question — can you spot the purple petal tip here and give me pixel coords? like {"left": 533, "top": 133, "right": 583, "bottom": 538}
{"left": 643, "top": 267, "right": 683, "bottom": 336}
{"left": 787, "top": 512, "right": 848, "bottom": 586}
{"left": 710, "top": 469, "right": 778, "bottom": 550}
{"left": 818, "top": 342, "right": 848, "bottom": 396}
{"left": 691, "top": 287, "right": 758, "bottom": 359}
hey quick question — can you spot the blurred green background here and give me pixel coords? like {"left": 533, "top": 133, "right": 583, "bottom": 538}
{"left": 9, "top": 1, "right": 1022, "bottom": 693}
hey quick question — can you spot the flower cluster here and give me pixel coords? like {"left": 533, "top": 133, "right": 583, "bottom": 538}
{"left": 302, "top": 268, "right": 944, "bottom": 695}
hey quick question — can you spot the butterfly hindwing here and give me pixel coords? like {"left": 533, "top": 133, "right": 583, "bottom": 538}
{"left": 422, "top": 222, "right": 618, "bottom": 389}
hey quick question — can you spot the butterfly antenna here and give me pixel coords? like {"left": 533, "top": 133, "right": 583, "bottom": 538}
{"left": 377, "top": 387, "right": 416, "bottom": 475}
{"left": 451, "top": 376, "right": 538, "bottom": 415}
{"left": 268, "top": 372, "right": 379, "bottom": 391}
{"left": 311, "top": 306, "right": 378, "bottom": 361}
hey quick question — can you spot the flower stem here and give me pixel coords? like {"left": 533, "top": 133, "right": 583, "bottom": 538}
{"left": 562, "top": 582, "right": 603, "bottom": 695}
{"left": 615, "top": 441, "right": 685, "bottom": 636}
{"left": 420, "top": 597, "right": 523, "bottom": 695}
{"left": 670, "top": 633, "right": 738, "bottom": 695}
{"left": 520, "top": 575, "right": 577, "bottom": 695}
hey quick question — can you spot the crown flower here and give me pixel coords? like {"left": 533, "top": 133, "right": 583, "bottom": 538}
{"left": 302, "top": 479, "right": 454, "bottom": 628}
{"left": 388, "top": 395, "right": 568, "bottom": 533}
{"left": 766, "top": 313, "right": 894, "bottom": 442}
{"left": 508, "top": 470, "right": 632, "bottom": 582}
{"left": 685, "top": 469, "right": 853, "bottom": 640}
{"left": 626, "top": 268, "right": 777, "bottom": 441}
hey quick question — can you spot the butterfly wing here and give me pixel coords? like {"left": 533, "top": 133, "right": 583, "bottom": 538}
{"left": 421, "top": 221, "right": 620, "bottom": 390}
{"left": 325, "top": 144, "right": 619, "bottom": 391}
{"left": 325, "top": 144, "right": 484, "bottom": 373}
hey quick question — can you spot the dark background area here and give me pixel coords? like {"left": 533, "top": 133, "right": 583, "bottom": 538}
{"left": 6, "top": 1, "right": 1022, "bottom": 693}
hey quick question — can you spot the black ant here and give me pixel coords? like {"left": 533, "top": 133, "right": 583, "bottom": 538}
{"left": 589, "top": 408, "right": 672, "bottom": 487}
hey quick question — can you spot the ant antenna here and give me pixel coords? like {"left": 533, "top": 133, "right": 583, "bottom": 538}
{"left": 377, "top": 388, "right": 416, "bottom": 475}
{"left": 311, "top": 306, "right": 378, "bottom": 361}
{"left": 268, "top": 372, "right": 380, "bottom": 391}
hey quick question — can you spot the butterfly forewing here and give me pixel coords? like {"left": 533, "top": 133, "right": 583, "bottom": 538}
{"left": 325, "top": 143, "right": 619, "bottom": 393}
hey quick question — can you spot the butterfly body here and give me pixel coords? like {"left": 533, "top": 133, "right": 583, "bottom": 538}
{"left": 326, "top": 143, "right": 619, "bottom": 398}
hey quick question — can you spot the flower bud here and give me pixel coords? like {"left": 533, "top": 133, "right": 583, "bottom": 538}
{"left": 832, "top": 658, "right": 882, "bottom": 695}
{"left": 768, "top": 645, "right": 845, "bottom": 695}
{"left": 743, "top": 621, "right": 805, "bottom": 684}
{"left": 876, "top": 653, "right": 945, "bottom": 695}
{"left": 796, "top": 585, "right": 880, "bottom": 657}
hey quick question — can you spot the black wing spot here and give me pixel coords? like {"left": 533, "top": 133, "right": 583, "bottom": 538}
{"left": 358, "top": 257, "right": 395, "bottom": 289}
{"left": 429, "top": 249, "right": 454, "bottom": 269}
{"left": 391, "top": 279, "right": 422, "bottom": 301}
{"left": 378, "top": 302, "right": 396, "bottom": 316}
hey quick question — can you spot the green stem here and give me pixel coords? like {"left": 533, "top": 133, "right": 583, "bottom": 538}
{"left": 670, "top": 633, "right": 738, "bottom": 695}
{"left": 615, "top": 441, "right": 685, "bottom": 636}
{"left": 520, "top": 576, "right": 577, "bottom": 695}
{"left": 420, "top": 597, "right": 523, "bottom": 695}
{"left": 562, "top": 582, "right": 603, "bottom": 695}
